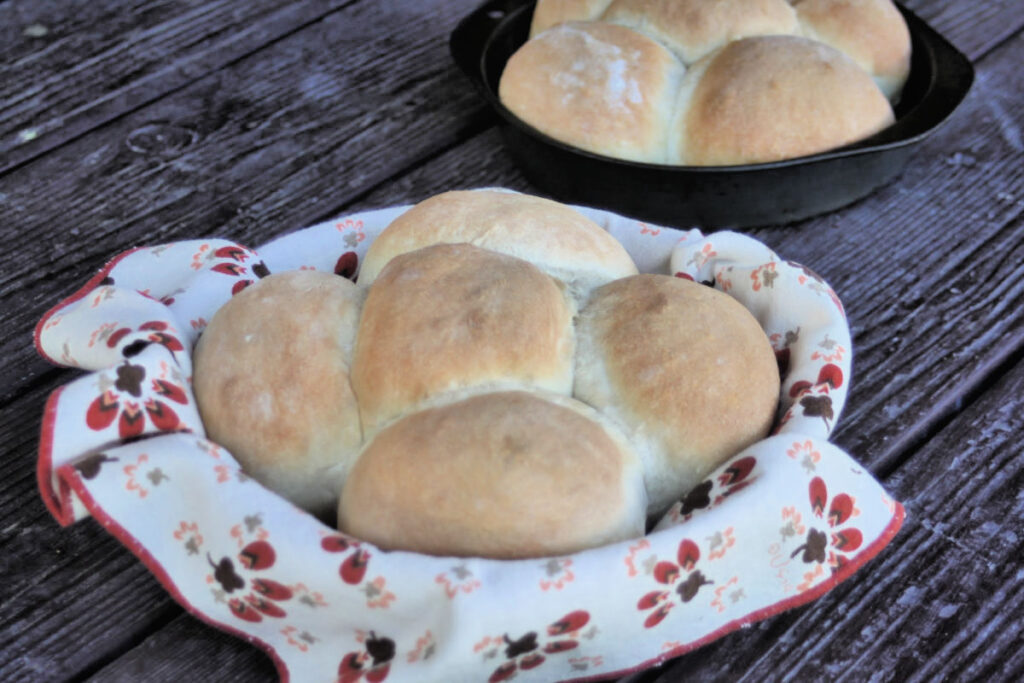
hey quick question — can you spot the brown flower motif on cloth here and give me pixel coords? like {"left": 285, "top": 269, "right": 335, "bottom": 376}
{"left": 339, "top": 631, "right": 396, "bottom": 683}
{"left": 206, "top": 244, "right": 270, "bottom": 294}
{"left": 482, "top": 611, "right": 592, "bottom": 682}
{"left": 637, "top": 539, "right": 714, "bottom": 628}
{"left": 322, "top": 534, "right": 372, "bottom": 585}
{"left": 205, "top": 538, "right": 294, "bottom": 624}
{"left": 85, "top": 360, "right": 189, "bottom": 439}
{"left": 664, "top": 455, "right": 758, "bottom": 525}
{"left": 790, "top": 477, "right": 863, "bottom": 573}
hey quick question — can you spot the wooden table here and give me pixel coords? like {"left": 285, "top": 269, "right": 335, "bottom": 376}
{"left": 1, "top": 1, "right": 1021, "bottom": 680}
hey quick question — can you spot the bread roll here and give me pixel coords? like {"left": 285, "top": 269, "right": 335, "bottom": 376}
{"left": 671, "top": 35, "right": 895, "bottom": 165}
{"left": 351, "top": 243, "right": 575, "bottom": 433}
{"left": 793, "top": 0, "right": 911, "bottom": 101}
{"left": 530, "top": 0, "right": 616, "bottom": 37}
{"left": 499, "top": 22, "right": 685, "bottom": 164}
{"left": 338, "top": 390, "right": 647, "bottom": 558}
{"left": 602, "top": 0, "right": 799, "bottom": 65}
{"left": 358, "top": 190, "right": 638, "bottom": 300}
{"left": 193, "top": 271, "right": 364, "bottom": 514}
{"left": 574, "top": 274, "right": 779, "bottom": 514}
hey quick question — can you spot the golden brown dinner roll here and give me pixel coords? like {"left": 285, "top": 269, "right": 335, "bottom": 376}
{"left": 357, "top": 190, "right": 638, "bottom": 299}
{"left": 602, "top": 0, "right": 799, "bottom": 65}
{"left": 193, "top": 271, "right": 364, "bottom": 514}
{"left": 530, "top": 0, "right": 616, "bottom": 37}
{"left": 351, "top": 243, "right": 575, "bottom": 434}
{"left": 499, "top": 22, "right": 685, "bottom": 164}
{"left": 574, "top": 274, "right": 779, "bottom": 514}
{"left": 671, "top": 35, "right": 895, "bottom": 165}
{"left": 338, "top": 390, "right": 647, "bottom": 558}
{"left": 793, "top": 0, "right": 911, "bottom": 101}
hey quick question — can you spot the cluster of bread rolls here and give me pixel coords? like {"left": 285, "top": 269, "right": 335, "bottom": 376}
{"left": 193, "top": 190, "right": 780, "bottom": 558}
{"left": 499, "top": 0, "right": 911, "bottom": 165}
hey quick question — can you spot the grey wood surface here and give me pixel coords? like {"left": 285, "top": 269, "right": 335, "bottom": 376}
{"left": 1, "top": 0, "right": 1021, "bottom": 681}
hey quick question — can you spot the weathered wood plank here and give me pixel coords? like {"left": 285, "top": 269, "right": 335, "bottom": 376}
{"left": 0, "top": 1, "right": 486, "bottom": 679}
{"left": 643, "top": 356, "right": 1024, "bottom": 682}
{"left": 0, "top": 0, "right": 355, "bottom": 174}
{"left": 1, "top": 1, "right": 1021, "bottom": 681}
{"left": 0, "top": 0, "right": 488, "bottom": 407}
{"left": 84, "top": 613, "right": 278, "bottom": 683}
{"left": 47, "top": 30, "right": 1024, "bottom": 678}
{"left": 904, "top": 0, "right": 1024, "bottom": 60}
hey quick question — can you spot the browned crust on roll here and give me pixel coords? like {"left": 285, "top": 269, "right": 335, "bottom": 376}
{"left": 674, "top": 35, "right": 895, "bottom": 166}
{"left": 351, "top": 243, "right": 575, "bottom": 433}
{"left": 192, "top": 270, "right": 363, "bottom": 513}
{"left": 574, "top": 274, "right": 780, "bottom": 513}
{"left": 338, "top": 390, "right": 646, "bottom": 558}
{"left": 530, "top": 0, "right": 617, "bottom": 37}
{"left": 357, "top": 190, "right": 637, "bottom": 295}
{"left": 499, "top": 21, "right": 685, "bottom": 164}
{"left": 793, "top": 0, "right": 911, "bottom": 101}
{"left": 602, "top": 0, "right": 799, "bottom": 64}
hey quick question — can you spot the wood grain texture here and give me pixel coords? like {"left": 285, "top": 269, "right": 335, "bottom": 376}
{"left": 0, "top": 0, "right": 355, "bottom": 173}
{"left": 85, "top": 613, "right": 278, "bottom": 683}
{"left": 0, "top": 0, "right": 1021, "bottom": 681}
{"left": 0, "top": 0, "right": 487, "bottom": 406}
{"left": 642, "top": 357, "right": 1024, "bottom": 682}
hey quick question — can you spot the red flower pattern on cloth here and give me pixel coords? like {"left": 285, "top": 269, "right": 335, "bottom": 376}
{"left": 339, "top": 631, "right": 396, "bottom": 683}
{"left": 663, "top": 455, "right": 758, "bottom": 525}
{"left": 539, "top": 557, "right": 574, "bottom": 591}
{"left": 436, "top": 563, "right": 482, "bottom": 599}
{"left": 787, "top": 260, "right": 846, "bottom": 319}
{"left": 102, "top": 320, "right": 184, "bottom": 356}
{"left": 405, "top": 630, "right": 436, "bottom": 664}
{"left": 206, "top": 538, "right": 294, "bottom": 624}
{"left": 768, "top": 327, "right": 800, "bottom": 381}
{"left": 484, "top": 611, "right": 593, "bottom": 682}
{"left": 334, "top": 218, "right": 366, "bottom": 280}
{"left": 33, "top": 203, "right": 905, "bottom": 682}
{"left": 203, "top": 244, "right": 270, "bottom": 295}
{"left": 637, "top": 539, "right": 714, "bottom": 628}
{"left": 790, "top": 477, "right": 863, "bottom": 574}
{"left": 85, "top": 360, "right": 189, "bottom": 439}
{"left": 335, "top": 251, "right": 359, "bottom": 279}
{"left": 321, "top": 534, "right": 372, "bottom": 585}
{"left": 750, "top": 262, "right": 779, "bottom": 291}
{"left": 789, "top": 362, "right": 844, "bottom": 399}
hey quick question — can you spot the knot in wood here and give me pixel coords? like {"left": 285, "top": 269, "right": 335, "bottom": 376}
{"left": 126, "top": 122, "right": 199, "bottom": 156}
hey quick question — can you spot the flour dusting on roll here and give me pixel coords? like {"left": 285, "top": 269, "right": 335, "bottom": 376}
{"left": 339, "top": 390, "right": 647, "bottom": 558}
{"left": 193, "top": 271, "right": 364, "bottom": 514}
{"left": 574, "top": 274, "right": 780, "bottom": 514}
{"left": 503, "top": 0, "right": 907, "bottom": 165}
{"left": 602, "top": 0, "right": 799, "bottom": 65}
{"left": 499, "top": 22, "right": 686, "bottom": 164}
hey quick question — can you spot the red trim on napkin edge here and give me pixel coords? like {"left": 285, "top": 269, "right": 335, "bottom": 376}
{"left": 37, "top": 385, "right": 76, "bottom": 526}
{"left": 56, "top": 462, "right": 292, "bottom": 683}
{"left": 33, "top": 246, "right": 144, "bottom": 366}
{"left": 567, "top": 501, "right": 906, "bottom": 683}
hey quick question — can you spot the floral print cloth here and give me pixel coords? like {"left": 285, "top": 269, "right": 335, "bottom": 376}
{"left": 35, "top": 191, "right": 902, "bottom": 682}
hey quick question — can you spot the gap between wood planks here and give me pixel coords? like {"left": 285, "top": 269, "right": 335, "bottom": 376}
{"left": 869, "top": 327, "right": 1024, "bottom": 480}
{"left": 4, "top": 2, "right": 1022, "bottom": 680}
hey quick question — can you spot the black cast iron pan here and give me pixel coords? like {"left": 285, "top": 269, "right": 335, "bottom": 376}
{"left": 450, "top": 0, "right": 974, "bottom": 228}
